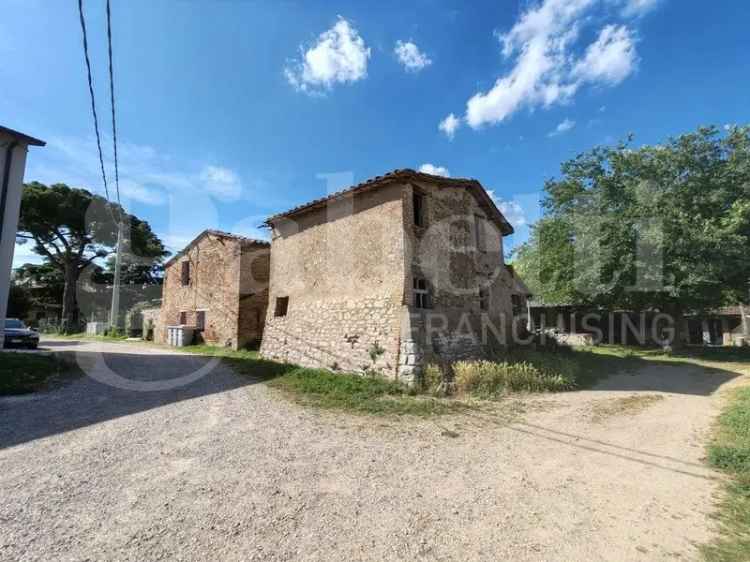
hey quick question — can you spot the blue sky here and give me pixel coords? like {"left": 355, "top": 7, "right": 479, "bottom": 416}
{"left": 3, "top": 0, "right": 748, "bottom": 267}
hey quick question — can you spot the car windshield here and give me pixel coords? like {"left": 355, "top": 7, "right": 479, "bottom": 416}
{"left": 4, "top": 319, "right": 25, "bottom": 329}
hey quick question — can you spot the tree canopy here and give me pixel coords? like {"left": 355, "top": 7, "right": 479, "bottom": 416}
{"left": 16, "top": 182, "right": 168, "bottom": 331}
{"left": 514, "top": 125, "right": 750, "bottom": 316}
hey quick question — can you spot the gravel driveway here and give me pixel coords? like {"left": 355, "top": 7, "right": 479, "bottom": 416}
{"left": 0, "top": 338, "right": 742, "bottom": 561}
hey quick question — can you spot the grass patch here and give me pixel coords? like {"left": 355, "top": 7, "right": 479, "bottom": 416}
{"left": 48, "top": 332, "right": 128, "bottom": 342}
{"left": 701, "top": 386, "right": 750, "bottom": 562}
{"left": 0, "top": 352, "right": 79, "bottom": 395}
{"left": 267, "top": 368, "right": 471, "bottom": 416}
{"left": 454, "top": 359, "right": 575, "bottom": 396}
{"left": 180, "top": 343, "right": 472, "bottom": 416}
{"left": 444, "top": 345, "right": 645, "bottom": 399}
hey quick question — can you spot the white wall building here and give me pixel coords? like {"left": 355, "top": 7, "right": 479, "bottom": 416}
{"left": 0, "top": 126, "right": 45, "bottom": 348}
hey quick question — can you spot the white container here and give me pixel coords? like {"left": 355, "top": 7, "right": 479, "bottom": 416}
{"left": 167, "top": 325, "right": 194, "bottom": 347}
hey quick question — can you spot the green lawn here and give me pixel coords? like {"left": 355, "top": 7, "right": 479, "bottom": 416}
{"left": 702, "top": 385, "right": 750, "bottom": 562}
{"left": 175, "top": 342, "right": 675, "bottom": 414}
{"left": 0, "top": 352, "right": 78, "bottom": 395}
{"left": 179, "top": 344, "right": 472, "bottom": 416}
{"left": 46, "top": 332, "right": 128, "bottom": 342}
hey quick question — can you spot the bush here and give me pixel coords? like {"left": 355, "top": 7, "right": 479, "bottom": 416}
{"left": 421, "top": 363, "right": 445, "bottom": 395}
{"left": 453, "top": 358, "right": 575, "bottom": 397}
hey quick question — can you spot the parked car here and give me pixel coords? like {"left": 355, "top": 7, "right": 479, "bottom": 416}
{"left": 3, "top": 318, "right": 40, "bottom": 349}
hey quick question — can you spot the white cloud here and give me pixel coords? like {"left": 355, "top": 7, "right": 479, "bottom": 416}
{"left": 487, "top": 192, "right": 527, "bottom": 227}
{"left": 548, "top": 118, "right": 576, "bottom": 137}
{"left": 620, "top": 0, "right": 660, "bottom": 17}
{"left": 572, "top": 25, "right": 638, "bottom": 85}
{"left": 199, "top": 165, "right": 242, "bottom": 201}
{"left": 418, "top": 163, "right": 450, "bottom": 177}
{"left": 452, "top": 0, "right": 642, "bottom": 131}
{"left": 394, "top": 40, "right": 432, "bottom": 72}
{"left": 29, "top": 136, "right": 168, "bottom": 206}
{"left": 25, "top": 136, "right": 246, "bottom": 207}
{"left": 439, "top": 113, "right": 461, "bottom": 139}
{"left": 285, "top": 17, "right": 371, "bottom": 94}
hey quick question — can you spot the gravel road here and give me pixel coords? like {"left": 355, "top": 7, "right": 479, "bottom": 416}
{"left": 0, "top": 338, "right": 742, "bottom": 561}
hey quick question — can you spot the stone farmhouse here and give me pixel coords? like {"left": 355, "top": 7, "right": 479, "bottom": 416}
{"left": 259, "top": 169, "right": 521, "bottom": 383}
{"left": 156, "top": 230, "right": 269, "bottom": 349}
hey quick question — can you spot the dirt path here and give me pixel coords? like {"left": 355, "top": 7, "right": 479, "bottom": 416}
{"left": 0, "top": 338, "right": 744, "bottom": 561}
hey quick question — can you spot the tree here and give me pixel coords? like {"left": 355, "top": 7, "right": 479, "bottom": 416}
{"left": 16, "top": 182, "right": 167, "bottom": 332}
{"left": 514, "top": 125, "right": 750, "bottom": 342}
{"left": 6, "top": 283, "right": 32, "bottom": 320}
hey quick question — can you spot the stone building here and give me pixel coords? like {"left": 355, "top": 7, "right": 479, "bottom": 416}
{"left": 259, "top": 169, "right": 519, "bottom": 382}
{"left": 156, "top": 230, "right": 269, "bottom": 349}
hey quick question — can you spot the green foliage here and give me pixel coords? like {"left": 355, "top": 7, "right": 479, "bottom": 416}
{"left": 16, "top": 182, "right": 168, "bottom": 332}
{"left": 104, "top": 326, "right": 127, "bottom": 339}
{"left": 702, "top": 387, "right": 750, "bottom": 562}
{"left": 0, "top": 353, "right": 78, "bottom": 395}
{"left": 421, "top": 363, "right": 445, "bottom": 395}
{"left": 453, "top": 358, "right": 575, "bottom": 396}
{"left": 514, "top": 125, "right": 750, "bottom": 314}
{"left": 268, "top": 368, "right": 468, "bottom": 416}
{"left": 181, "top": 344, "right": 469, "bottom": 416}
{"left": 6, "top": 283, "right": 32, "bottom": 319}
{"left": 368, "top": 340, "right": 385, "bottom": 364}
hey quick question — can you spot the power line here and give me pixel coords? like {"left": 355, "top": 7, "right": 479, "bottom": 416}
{"left": 77, "top": 0, "right": 124, "bottom": 330}
{"left": 77, "top": 0, "right": 112, "bottom": 207}
{"left": 106, "top": 0, "right": 121, "bottom": 208}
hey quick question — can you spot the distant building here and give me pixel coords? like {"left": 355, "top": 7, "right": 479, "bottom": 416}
{"left": 259, "top": 169, "right": 519, "bottom": 382}
{"left": 156, "top": 230, "right": 269, "bottom": 349}
{"left": 0, "top": 126, "right": 45, "bottom": 349}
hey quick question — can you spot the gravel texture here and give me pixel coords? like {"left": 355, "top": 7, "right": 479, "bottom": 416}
{"left": 0, "top": 338, "right": 741, "bottom": 561}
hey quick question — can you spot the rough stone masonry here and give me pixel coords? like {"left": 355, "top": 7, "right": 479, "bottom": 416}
{"left": 259, "top": 169, "right": 524, "bottom": 383}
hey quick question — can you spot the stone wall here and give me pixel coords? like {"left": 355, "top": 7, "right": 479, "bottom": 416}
{"left": 401, "top": 180, "right": 515, "bottom": 371}
{"left": 140, "top": 307, "right": 160, "bottom": 340}
{"left": 156, "top": 232, "right": 269, "bottom": 349}
{"left": 261, "top": 297, "right": 402, "bottom": 373}
{"left": 260, "top": 183, "right": 407, "bottom": 376}
{"left": 237, "top": 245, "right": 270, "bottom": 348}
{"left": 261, "top": 176, "right": 517, "bottom": 381}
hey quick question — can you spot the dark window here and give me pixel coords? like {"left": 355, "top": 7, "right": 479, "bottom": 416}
{"left": 413, "top": 277, "right": 432, "bottom": 309}
{"left": 479, "top": 288, "right": 489, "bottom": 311}
{"left": 179, "top": 311, "right": 187, "bottom": 325}
{"left": 511, "top": 294, "right": 525, "bottom": 316}
{"left": 413, "top": 191, "right": 425, "bottom": 227}
{"left": 275, "top": 296, "right": 289, "bottom": 317}
{"left": 196, "top": 311, "right": 206, "bottom": 331}
{"left": 180, "top": 261, "right": 191, "bottom": 286}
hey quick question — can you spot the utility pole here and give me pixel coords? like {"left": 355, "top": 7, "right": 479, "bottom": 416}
{"left": 109, "top": 221, "right": 122, "bottom": 331}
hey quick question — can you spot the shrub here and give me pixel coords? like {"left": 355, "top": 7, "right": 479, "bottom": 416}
{"left": 453, "top": 359, "right": 574, "bottom": 397}
{"left": 421, "top": 363, "right": 445, "bottom": 395}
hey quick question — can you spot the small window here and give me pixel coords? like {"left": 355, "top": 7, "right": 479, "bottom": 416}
{"left": 275, "top": 296, "right": 289, "bottom": 317}
{"left": 180, "top": 261, "right": 191, "bottom": 286}
{"left": 413, "top": 191, "right": 425, "bottom": 227}
{"left": 196, "top": 311, "right": 206, "bottom": 331}
{"left": 179, "top": 311, "right": 187, "bottom": 325}
{"left": 413, "top": 277, "right": 432, "bottom": 309}
{"left": 479, "top": 288, "right": 489, "bottom": 311}
{"left": 511, "top": 294, "right": 525, "bottom": 316}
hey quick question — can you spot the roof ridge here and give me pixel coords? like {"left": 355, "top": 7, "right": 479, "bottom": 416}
{"left": 164, "top": 229, "right": 269, "bottom": 267}
{"left": 265, "top": 168, "right": 481, "bottom": 223}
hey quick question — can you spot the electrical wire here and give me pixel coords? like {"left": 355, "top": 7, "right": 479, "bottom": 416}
{"left": 105, "top": 0, "right": 121, "bottom": 209}
{"left": 77, "top": 0, "right": 111, "bottom": 207}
